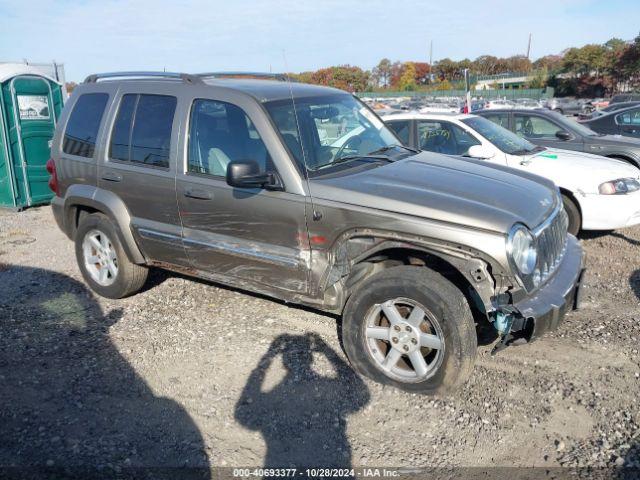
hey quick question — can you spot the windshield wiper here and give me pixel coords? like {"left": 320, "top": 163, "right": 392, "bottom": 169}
{"left": 511, "top": 145, "right": 545, "bottom": 156}
{"left": 318, "top": 154, "right": 394, "bottom": 170}
{"left": 367, "top": 144, "right": 420, "bottom": 155}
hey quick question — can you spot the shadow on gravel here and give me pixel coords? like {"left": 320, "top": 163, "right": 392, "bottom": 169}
{"left": 619, "top": 438, "right": 640, "bottom": 479}
{"left": 0, "top": 265, "right": 209, "bottom": 478}
{"left": 629, "top": 270, "right": 640, "bottom": 300}
{"left": 611, "top": 231, "right": 640, "bottom": 247}
{"left": 235, "top": 333, "right": 370, "bottom": 469}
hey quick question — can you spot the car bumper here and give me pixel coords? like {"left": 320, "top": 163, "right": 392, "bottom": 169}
{"left": 580, "top": 191, "right": 640, "bottom": 230}
{"left": 512, "top": 235, "right": 585, "bottom": 341}
{"left": 50, "top": 196, "right": 68, "bottom": 236}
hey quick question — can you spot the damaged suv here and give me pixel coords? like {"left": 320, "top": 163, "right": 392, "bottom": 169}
{"left": 48, "top": 72, "right": 585, "bottom": 394}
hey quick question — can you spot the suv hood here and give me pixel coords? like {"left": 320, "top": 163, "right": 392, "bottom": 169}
{"left": 309, "top": 152, "right": 558, "bottom": 233}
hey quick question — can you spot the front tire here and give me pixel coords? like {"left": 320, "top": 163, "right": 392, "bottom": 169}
{"left": 75, "top": 213, "right": 148, "bottom": 299}
{"left": 561, "top": 194, "right": 581, "bottom": 236}
{"left": 342, "top": 266, "right": 477, "bottom": 394}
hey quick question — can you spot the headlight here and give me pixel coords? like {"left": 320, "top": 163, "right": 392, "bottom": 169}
{"left": 598, "top": 178, "right": 640, "bottom": 195}
{"left": 507, "top": 224, "right": 537, "bottom": 275}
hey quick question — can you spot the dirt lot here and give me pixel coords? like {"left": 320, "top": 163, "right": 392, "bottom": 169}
{"left": 1, "top": 206, "right": 639, "bottom": 474}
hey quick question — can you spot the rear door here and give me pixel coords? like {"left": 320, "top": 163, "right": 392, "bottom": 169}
{"left": 615, "top": 108, "right": 640, "bottom": 138}
{"left": 98, "top": 87, "right": 188, "bottom": 265}
{"left": 7, "top": 75, "right": 62, "bottom": 206}
{"left": 513, "top": 112, "right": 583, "bottom": 151}
{"left": 175, "top": 94, "right": 309, "bottom": 294}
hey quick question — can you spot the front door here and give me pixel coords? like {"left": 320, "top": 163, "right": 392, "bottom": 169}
{"left": 513, "top": 113, "right": 583, "bottom": 151}
{"left": 5, "top": 75, "right": 62, "bottom": 206}
{"left": 176, "top": 97, "right": 309, "bottom": 294}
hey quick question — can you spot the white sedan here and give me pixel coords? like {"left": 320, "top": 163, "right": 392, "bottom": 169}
{"left": 384, "top": 112, "right": 640, "bottom": 235}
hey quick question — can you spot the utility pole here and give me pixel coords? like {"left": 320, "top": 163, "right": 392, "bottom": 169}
{"left": 429, "top": 40, "right": 433, "bottom": 82}
{"left": 526, "top": 33, "right": 532, "bottom": 59}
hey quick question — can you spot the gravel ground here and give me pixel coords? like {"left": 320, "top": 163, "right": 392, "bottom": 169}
{"left": 0, "top": 206, "right": 639, "bottom": 474}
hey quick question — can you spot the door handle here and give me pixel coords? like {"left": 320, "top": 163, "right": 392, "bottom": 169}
{"left": 101, "top": 171, "right": 122, "bottom": 182}
{"left": 184, "top": 188, "right": 212, "bottom": 200}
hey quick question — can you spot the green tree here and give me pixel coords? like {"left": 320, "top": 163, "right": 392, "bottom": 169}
{"left": 372, "top": 58, "right": 392, "bottom": 88}
{"left": 399, "top": 62, "right": 417, "bottom": 91}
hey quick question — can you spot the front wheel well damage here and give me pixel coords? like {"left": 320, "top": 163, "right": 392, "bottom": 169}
{"left": 342, "top": 247, "right": 494, "bottom": 339}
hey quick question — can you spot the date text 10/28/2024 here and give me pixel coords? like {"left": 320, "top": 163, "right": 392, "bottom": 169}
{"left": 233, "top": 468, "right": 401, "bottom": 477}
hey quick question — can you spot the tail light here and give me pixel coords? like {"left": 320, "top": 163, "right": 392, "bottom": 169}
{"left": 46, "top": 158, "right": 59, "bottom": 196}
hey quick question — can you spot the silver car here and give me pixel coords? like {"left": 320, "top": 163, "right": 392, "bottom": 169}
{"left": 48, "top": 71, "right": 585, "bottom": 394}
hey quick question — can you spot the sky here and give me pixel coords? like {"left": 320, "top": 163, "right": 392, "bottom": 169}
{"left": 1, "top": 0, "right": 639, "bottom": 82}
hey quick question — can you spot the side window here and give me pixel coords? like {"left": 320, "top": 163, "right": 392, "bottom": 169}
{"left": 110, "top": 94, "right": 136, "bottom": 162}
{"left": 63, "top": 93, "right": 109, "bottom": 158}
{"left": 418, "top": 121, "right": 479, "bottom": 155}
{"left": 616, "top": 109, "right": 640, "bottom": 125}
{"left": 109, "top": 94, "right": 176, "bottom": 168}
{"left": 514, "top": 115, "right": 561, "bottom": 139}
{"left": 188, "top": 99, "right": 271, "bottom": 177}
{"left": 483, "top": 113, "right": 509, "bottom": 129}
{"left": 386, "top": 120, "right": 411, "bottom": 145}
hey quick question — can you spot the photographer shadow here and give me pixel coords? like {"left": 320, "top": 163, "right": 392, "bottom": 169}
{"left": 0, "top": 265, "right": 209, "bottom": 478}
{"left": 235, "top": 333, "right": 370, "bottom": 469}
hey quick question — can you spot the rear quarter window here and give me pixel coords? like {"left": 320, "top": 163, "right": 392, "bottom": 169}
{"left": 63, "top": 93, "right": 109, "bottom": 158}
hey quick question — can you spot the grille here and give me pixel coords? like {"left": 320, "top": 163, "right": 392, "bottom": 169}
{"left": 534, "top": 207, "right": 569, "bottom": 283}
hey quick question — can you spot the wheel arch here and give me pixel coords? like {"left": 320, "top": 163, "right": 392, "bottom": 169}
{"left": 62, "top": 185, "right": 146, "bottom": 264}
{"left": 337, "top": 241, "right": 496, "bottom": 322}
{"left": 605, "top": 153, "right": 640, "bottom": 169}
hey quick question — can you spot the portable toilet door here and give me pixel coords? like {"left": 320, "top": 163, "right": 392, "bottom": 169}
{"left": 0, "top": 68, "right": 63, "bottom": 209}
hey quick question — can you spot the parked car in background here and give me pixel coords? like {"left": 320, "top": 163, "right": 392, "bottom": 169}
{"left": 581, "top": 105, "right": 640, "bottom": 139}
{"left": 514, "top": 98, "right": 542, "bottom": 109}
{"left": 419, "top": 102, "right": 459, "bottom": 114}
{"left": 477, "top": 108, "right": 640, "bottom": 169}
{"left": 384, "top": 112, "right": 640, "bottom": 235}
{"left": 578, "top": 101, "right": 640, "bottom": 120}
{"left": 48, "top": 71, "right": 585, "bottom": 394}
{"left": 544, "top": 97, "right": 588, "bottom": 116}
{"left": 484, "top": 99, "right": 515, "bottom": 110}
{"left": 610, "top": 93, "right": 640, "bottom": 104}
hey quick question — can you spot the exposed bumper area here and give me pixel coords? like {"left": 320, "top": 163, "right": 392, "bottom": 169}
{"left": 580, "top": 191, "right": 640, "bottom": 230}
{"left": 513, "top": 235, "right": 585, "bottom": 341}
{"left": 50, "top": 196, "right": 67, "bottom": 235}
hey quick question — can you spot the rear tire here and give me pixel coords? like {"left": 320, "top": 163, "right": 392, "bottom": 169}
{"left": 75, "top": 213, "right": 148, "bottom": 299}
{"left": 562, "top": 194, "right": 581, "bottom": 236}
{"left": 342, "top": 266, "right": 477, "bottom": 395}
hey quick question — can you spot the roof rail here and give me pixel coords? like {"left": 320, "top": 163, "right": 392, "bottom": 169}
{"left": 197, "top": 71, "right": 292, "bottom": 82}
{"left": 83, "top": 71, "right": 202, "bottom": 84}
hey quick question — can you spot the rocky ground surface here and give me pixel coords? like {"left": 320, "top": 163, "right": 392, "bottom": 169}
{"left": 0, "top": 206, "right": 639, "bottom": 475}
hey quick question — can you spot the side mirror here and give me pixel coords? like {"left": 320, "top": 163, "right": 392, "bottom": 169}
{"left": 226, "top": 161, "right": 282, "bottom": 190}
{"left": 555, "top": 130, "right": 572, "bottom": 141}
{"left": 466, "top": 144, "right": 494, "bottom": 159}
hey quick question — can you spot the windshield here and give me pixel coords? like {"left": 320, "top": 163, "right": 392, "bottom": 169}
{"left": 265, "top": 94, "right": 401, "bottom": 173}
{"left": 548, "top": 111, "right": 601, "bottom": 136}
{"left": 461, "top": 116, "right": 538, "bottom": 155}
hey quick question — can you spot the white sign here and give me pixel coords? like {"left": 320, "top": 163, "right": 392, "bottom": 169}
{"left": 17, "top": 95, "right": 50, "bottom": 120}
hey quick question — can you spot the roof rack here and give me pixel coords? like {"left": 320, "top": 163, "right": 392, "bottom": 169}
{"left": 83, "top": 71, "right": 202, "bottom": 84}
{"left": 197, "top": 71, "right": 292, "bottom": 82}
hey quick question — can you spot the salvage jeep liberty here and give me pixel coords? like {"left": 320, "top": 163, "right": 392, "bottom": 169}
{"left": 48, "top": 71, "right": 585, "bottom": 394}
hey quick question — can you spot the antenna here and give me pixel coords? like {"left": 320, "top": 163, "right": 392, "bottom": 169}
{"left": 281, "top": 49, "right": 316, "bottom": 234}
{"left": 526, "top": 33, "right": 532, "bottom": 59}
